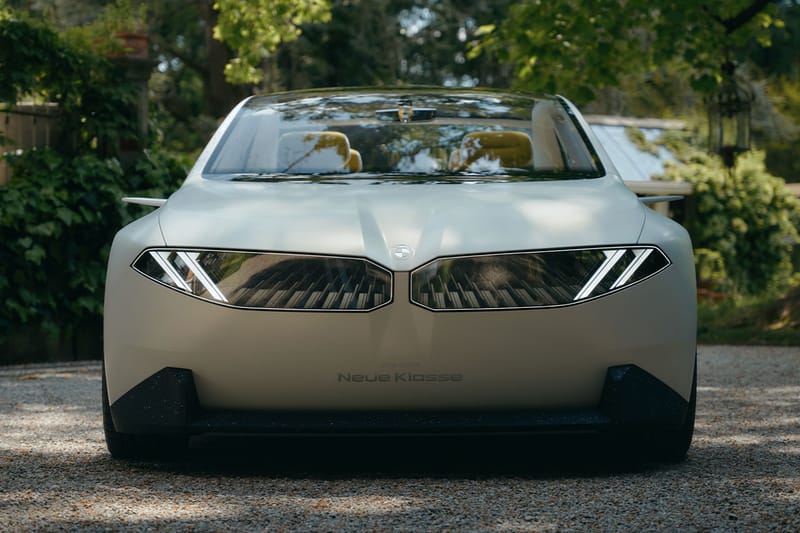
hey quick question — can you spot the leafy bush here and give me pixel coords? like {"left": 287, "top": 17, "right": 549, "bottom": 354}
{"left": 697, "top": 287, "right": 800, "bottom": 346}
{"left": 0, "top": 12, "right": 138, "bottom": 156}
{"left": 0, "top": 13, "right": 189, "bottom": 353}
{"left": 693, "top": 248, "right": 731, "bottom": 294}
{"left": 659, "top": 148, "right": 800, "bottom": 295}
{"left": 0, "top": 148, "right": 187, "bottom": 339}
{"left": 0, "top": 150, "right": 125, "bottom": 334}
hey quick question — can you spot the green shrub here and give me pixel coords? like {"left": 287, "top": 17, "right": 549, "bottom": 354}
{"left": 0, "top": 150, "right": 124, "bottom": 334}
{"left": 0, "top": 12, "right": 139, "bottom": 156}
{"left": 660, "top": 149, "right": 800, "bottom": 295}
{"left": 0, "top": 148, "right": 187, "bottom": 339}
{"left": 0, "top": 13, "right": 189, "bottom": 349}
{"left": 693, "top": 247, "right": 731, "bottom": 294}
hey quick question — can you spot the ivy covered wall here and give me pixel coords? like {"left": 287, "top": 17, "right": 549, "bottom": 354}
{"left": 0, "top": 13, "right": 188, "bottom": 362}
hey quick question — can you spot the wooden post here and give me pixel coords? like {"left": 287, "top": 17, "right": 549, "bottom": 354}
{"left": 108, "top": 33, "right": 151, "bottom": 162}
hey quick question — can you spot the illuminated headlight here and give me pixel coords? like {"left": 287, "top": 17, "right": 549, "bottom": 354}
{"left": 132, "top": 249, "right": 392, "bottom": 311}
{"left": 410, "top": 246, "right": 670, "bottom": 310}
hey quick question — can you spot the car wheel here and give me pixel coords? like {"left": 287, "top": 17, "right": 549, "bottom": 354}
{"left": 647, "top": 360, "right": 697, "bottom": 462}
{"left": 102, "top": 364, "right": 188, "bottom": 460}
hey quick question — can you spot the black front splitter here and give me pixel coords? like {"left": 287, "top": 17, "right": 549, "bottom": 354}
{"left": 109, "top": 364, "right": 689, "bottom": 437}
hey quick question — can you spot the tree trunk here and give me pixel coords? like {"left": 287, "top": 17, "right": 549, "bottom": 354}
{"left": 200, "top": 0, "right": 248, "bottom": 116}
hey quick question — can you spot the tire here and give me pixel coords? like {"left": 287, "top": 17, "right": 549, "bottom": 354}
{"left": 102, "top": 363, "right": 188, "bottom": 460}
{"left": 648, "top": 360, "right": 697, "bottom": 462}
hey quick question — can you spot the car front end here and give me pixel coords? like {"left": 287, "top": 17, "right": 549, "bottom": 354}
{"left": 103, "top": 88, "right": 696, "bottom": 459}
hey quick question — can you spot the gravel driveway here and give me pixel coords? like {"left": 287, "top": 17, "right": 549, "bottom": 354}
{"left": 1, "top": 345, "right": 799, "bottom": 531}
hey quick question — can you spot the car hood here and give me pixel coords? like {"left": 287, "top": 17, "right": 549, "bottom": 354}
{"left": 157, "top": 177, "right": 646, "bottom": 271}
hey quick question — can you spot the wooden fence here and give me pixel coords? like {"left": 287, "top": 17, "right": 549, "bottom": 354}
{"left": 0, "top": 103, "right": 60, "bottom": 184}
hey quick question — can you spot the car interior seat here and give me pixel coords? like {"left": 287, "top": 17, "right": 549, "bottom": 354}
{"left": 449, "top": 131, "right": 534, "bottom": 171}
{"left": 347, "top": 148, "right": 363, "bottom": 172}
{"left": 277, "top": 131, "right": 353, "bottom": 173}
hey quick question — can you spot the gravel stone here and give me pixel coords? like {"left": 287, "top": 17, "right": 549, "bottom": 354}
{"left": 0, "top": 346, "right": 798, "bottom": 531}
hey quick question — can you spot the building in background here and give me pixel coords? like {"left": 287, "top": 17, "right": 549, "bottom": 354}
{"left": 587, "top": 115, "right": 693, "bottom": 215}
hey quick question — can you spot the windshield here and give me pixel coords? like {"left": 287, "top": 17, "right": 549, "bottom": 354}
{"left": 203, "top": 91, "right": 604, "bottom": 181}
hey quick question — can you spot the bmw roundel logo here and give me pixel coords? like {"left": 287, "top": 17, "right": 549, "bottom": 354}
{"left": 391, "top": 244, "right": 414, "bottom": 260}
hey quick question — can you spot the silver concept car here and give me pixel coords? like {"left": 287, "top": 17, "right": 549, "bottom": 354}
{"left": 103, "top": 88, "right": 697, "bottom": 460}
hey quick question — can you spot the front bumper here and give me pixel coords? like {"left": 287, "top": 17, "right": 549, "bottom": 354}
{"left": 110, "top": 364, "right": 690, "bottom": 437}
{"left": 105, "top": 209, "right": 697, "bottom": 413}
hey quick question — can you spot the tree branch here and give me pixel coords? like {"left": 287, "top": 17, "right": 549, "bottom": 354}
{"left": 704, "top": 0, "right": 779, "bottom": 34}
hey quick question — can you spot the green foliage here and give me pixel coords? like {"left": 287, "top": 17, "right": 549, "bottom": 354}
{"left": 659, "top": 149, "right": 800, "bottom": 295}
{"left": 213, "top": 0, "right": 331, "bottom": 85}
{"left": 129, "top": 148, "right": 192, "bottom": 201}
{"left": 761, "top": 77, "right": 800, "bottom": 181}
{"left": 389, "top": 0, "right": 516, "bottom": 88}
{"left": 0, "top": 12, "right": 85, "bottom": 106}
{"left": 697, "top": 285, "right": 800, "bottom": 346}
{"left": 0, "top": 149, "right": 125, "bottom": 332}
{"left": 271, "top": 0, "right": 515, "bottom": 91}
{"left": 0, "top": 147, "right": 187, "bottom": 337}
{"left": 475, "top": 0, "right": 784, "bottom": 101}
{"left": 472, "top": 0, "right": 654, "bottom": 101}
{"left": 145, "top": 0, "right": 216, "bottom": 145}
{"left": 693, "top": 248, "right": 732, "bottom": 293}
{"left": 65, "top": 0, "right": 147, "bottom": 57}
{"left": 0, "top": 13, "right": 188, "bottom": 343}
{"left": 0, "top": 11, "right": 138, "bottom": 155}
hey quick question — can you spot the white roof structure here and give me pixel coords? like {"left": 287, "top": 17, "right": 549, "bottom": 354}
{"left": 585, "top": 115, "right": 693, "bottom": 205}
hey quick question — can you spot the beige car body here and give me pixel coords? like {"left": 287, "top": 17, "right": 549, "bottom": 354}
{"left": 104, "top": 90, "right": 696, "bottom": 433}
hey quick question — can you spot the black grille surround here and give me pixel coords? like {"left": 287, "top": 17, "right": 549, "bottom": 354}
{"left": 409, "top": 246, "right": 671, "bottom": 311}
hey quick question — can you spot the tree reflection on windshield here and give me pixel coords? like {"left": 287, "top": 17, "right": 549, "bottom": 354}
{"left": 204, "top": 90, "right": 604, "bottom": 180}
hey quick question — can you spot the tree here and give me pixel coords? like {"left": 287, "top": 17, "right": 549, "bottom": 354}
{"left": 391, "top": 0, "right": 515, "bottom": 87}
{"left": 275, "top": 0, "right": 515, "bottom": 91}
{"left": 748, "top": 1, "right": 800, "bottom": 180}
{"left": 474, "top": 0, "right": 785, "bottom": 102}
{"left": 147, "top": 0, "right": 333, "bottom": 132}
{"left": 213, "top": 0, "right": 331, "bottom": 85}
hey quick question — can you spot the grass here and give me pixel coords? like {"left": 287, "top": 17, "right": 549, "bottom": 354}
{"left": 697, "top": 286, "right": 800, "bottom": 346}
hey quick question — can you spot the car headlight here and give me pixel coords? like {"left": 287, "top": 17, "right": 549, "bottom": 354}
{"left": 410, "top": 246, "right": 669, "bottom": 310}
{"left": 132, "top": 249, "right": 392, "bottom": 311}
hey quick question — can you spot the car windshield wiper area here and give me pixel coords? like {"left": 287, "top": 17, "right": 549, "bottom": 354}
{"left": 219, "top": 172, "right": 346, "bottom": 182}
{"left": 210, "top": 169, "right": 603, "bottom": 183}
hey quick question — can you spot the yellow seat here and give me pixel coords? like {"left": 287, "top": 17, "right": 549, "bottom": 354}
{"left": 449, "top": 131, "right": 533, "bottom": 171}
{"left": 277, "top": 131, "right": 351, "bottom": 173}
{"left": 347, "top": 148, "right": 363, "bottom": 172}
